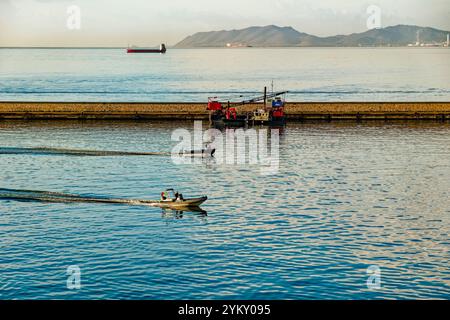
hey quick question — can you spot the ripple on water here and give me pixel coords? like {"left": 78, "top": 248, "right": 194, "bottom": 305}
{"left": 0, "top": 121, "right": 449, "bottom": 299}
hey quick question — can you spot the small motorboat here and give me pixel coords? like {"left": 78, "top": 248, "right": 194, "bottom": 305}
{"left": 179, "top": 147, "right": 216, "bottom": 157}
{"left": 145, "top": 196, "right": 208, "bottom": 209}
{"left": 155, "top": 189, "right": 207, "bottom": 209}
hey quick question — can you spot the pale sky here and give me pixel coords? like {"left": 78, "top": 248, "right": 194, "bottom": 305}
{"left": 0, "top": 0, "right": 449, "bottom": 46}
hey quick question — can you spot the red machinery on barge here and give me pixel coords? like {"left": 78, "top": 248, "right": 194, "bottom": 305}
{"left": 207, "top": 87, "right": 288, "bottom": 127}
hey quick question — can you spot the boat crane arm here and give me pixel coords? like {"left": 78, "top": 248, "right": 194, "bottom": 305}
{"left": 233, "top": 91, "right": 288, "bottom": 105}
{"left": 209, "top": 91, "right": 288, "bottom": 105}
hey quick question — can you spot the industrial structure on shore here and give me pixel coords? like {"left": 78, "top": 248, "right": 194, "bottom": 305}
{"left": 407, "top": 31, "right": 449, "bottom": 47}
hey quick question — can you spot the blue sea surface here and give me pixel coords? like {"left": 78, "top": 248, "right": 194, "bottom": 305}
{"left": 0, "top": 48, "right": 449, "bottom": 102}
{"left": 0, "top": 121, "right": 449, "bottom": 299}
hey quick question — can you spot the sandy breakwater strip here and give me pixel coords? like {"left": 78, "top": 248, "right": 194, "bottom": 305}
{"left": 0, "top": 102, "right": 449, "bottom": 121}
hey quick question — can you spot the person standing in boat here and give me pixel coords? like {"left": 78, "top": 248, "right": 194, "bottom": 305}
{"left": 204, "top": 143, "right": 214, "bottom": 156}
{"left": 174, "top": 192, "right": 184, "bottom": 201}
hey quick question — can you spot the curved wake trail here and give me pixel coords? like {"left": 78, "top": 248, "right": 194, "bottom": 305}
{"left": 0, "top": 147, "right": 171, "bottom": 157}
{"left": 0, "top": 188, "right": 156, "bottom": 206}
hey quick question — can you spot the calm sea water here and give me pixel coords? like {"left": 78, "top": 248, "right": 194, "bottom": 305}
{"left": 0, "top": 120, "right": 449, "bottom": 299}
{"left": 0, "top": 48, "right": 449, "bottom": 102}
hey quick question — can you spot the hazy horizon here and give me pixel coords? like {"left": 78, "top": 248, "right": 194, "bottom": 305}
{"left": 0, "top": 0, "right": 449, "bottom": 47}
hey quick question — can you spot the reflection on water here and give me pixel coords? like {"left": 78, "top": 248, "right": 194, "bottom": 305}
{"left": 161, "top": 208, "right": 208, "bottom": 220}
{"left": 0, "top": 120, "right": 449, "bottom": 299}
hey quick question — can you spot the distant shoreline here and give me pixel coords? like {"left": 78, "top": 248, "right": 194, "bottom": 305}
{"left": 0, "top": 47, "right": 125, "bottom": 49}
{"left": 1, "top": 101, "right": 449, "bottom": 121}
{"left": 175, "top": 25, "right": 450, "bottom": 48}
{"left": 1, "top": 46, "right": 449, "bottom": 49}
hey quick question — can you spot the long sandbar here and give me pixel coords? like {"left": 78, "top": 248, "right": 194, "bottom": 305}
{"left": 0, "top": 102, "right": 449, "bottom": 121}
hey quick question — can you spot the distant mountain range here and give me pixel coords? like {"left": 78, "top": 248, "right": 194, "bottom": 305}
{"left": 174, "top": 25, "right": 450, "bottom": 48}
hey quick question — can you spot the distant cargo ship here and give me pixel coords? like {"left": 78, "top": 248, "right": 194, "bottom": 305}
{"left": 127, "top": 44, "right": 167, "bottom": 54}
